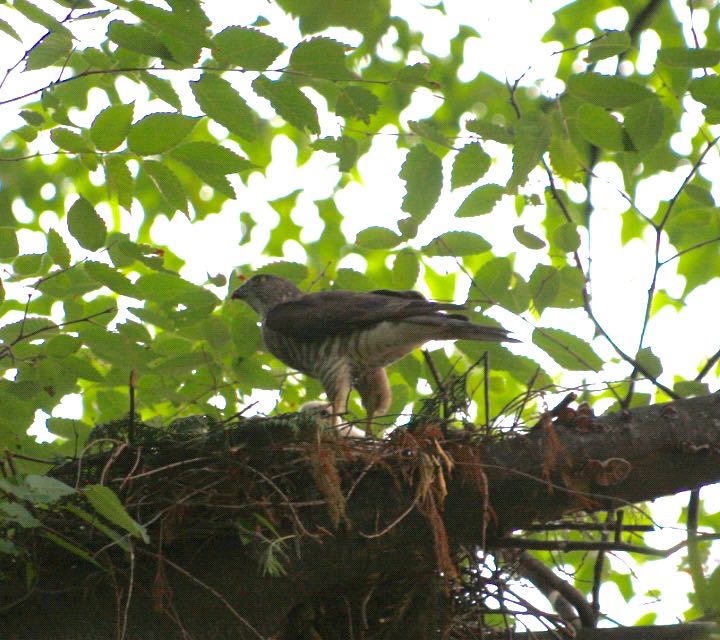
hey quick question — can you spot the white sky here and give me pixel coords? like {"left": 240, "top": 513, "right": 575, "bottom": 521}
{"left": 0, "top": 0, "right": 718, "bottom": 629}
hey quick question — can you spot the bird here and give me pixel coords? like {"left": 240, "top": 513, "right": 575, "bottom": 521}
{"left": 231, "top": 274, "right": 515, "bottom": 425}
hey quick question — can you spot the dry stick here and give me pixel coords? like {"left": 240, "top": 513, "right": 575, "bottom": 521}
{"left": 138, "top": 549, "right": 267, "bottom": 640}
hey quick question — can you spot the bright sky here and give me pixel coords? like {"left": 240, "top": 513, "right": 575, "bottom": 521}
{"left": 1, "top": 0, "right": 718, "bottom": 628}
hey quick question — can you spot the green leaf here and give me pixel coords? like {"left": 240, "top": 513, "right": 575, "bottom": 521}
{"left": 40, "top": 530, "right": 103, "bottom": 569}
{"left": 252, "top": 75, "right": 320, "bottom": 134}
{"left": 568, "top": 72, "right": 654, "bottom": 109}
{"left": 142, "top": 160, "right": 188, "bottom": 215}
{"left": 169, "top": 142, "right": 253, "bottom": 197}
{"left": 289, "top": 37, "right": 355, "bottom": 80}
{"left": 688, "top": 76, "right": 720, "bottom": 110}
{"left": 24, "top": 474, "right": 75, "bottom": 503}
{"left": 191, "top": 73, "right": 257, "bottom": 140}
{"left": 586, "top": 30, "right": 631, "bottom": 62}
{"left": 635, "top": 347, "right": 662, "bottom": 379}
{"left": 0, "top": 17, "right": 21, "bottom": 42}
{"left": 391, "top": 249, "right": 419, "bottom": 289}
{"left": 400, "top": 144, "right": 442, "bottom": 221}
{"left": 529, "top": 264, "right": 559, "bottom": 313}
{"left": 549, "top": 130, "right": 580, "bottom": 180}
{"left": 513, "top": 225, "right": 546, "bottom": 250}
{"left": 335, "top": 86, "right": 380, "bottom": 123}
{"left": 211, "top": 26, "right": 284, "bottom": 69}
{"left": 553, "top": 223, "right": 581, "bottom": 252}
{"left": 408, "top": 120, "right": 448, "bottom": 147}
{"left": 20, "top": 110, "right": 44, "bottom": 126}
{"left": 46, "top": 334, "right": 81, "bottom": 357}
{"left": 14, "top": 0, "right": 71, "bottom": 36}
{"left": 141, "top": 71, "right": 181, "bottom": 109}
{"left": 0, "top": 501, "right": 41, "bottom": 528}
{"left": 47, "top": 228, "right": 71, "bottom": 268}
{"left": 26, "top": 31, "right": 73, "bottom": 70}
{"left": 127, "top": 113, "right": 199, "bottom": 155}
{"left": 0, "top": 227, "right": 19, "bottom": 260}
{"left": 576, "top": 103, "right": 624, "bottom": 151}
{"left": 107, "top": 20, "right": 169, "bottom": 58}
{"left": 532, "top": 328, "right": 603, "bottom": 371}
{"left": 256, "top": 261, "right": 309, "bottom": 281}
{"left": 466, "top": 119, "right": 514, "bottom": 144}
{"left": 312, "top": 136, "right": 358, "bottom": 172}
{"left": 624, "top": 97, "right": 664, "bottom": 153}
{"left": 451, "top": 143, "right": 491, "bottom": 189}
{"left": 657, "top": 47, "right": 720, "bottom": 68}
{"left": 674, "top": 380, "right": 709, "bottom": 398}
{"left": 84, "top": 484, "right": 149, "bottom": 543}
{"left": 104, "top": 156, "right": 133, "bottom": 211}
{"left": 507, "top": 111, "right": 551, "bottom": 191}
{"left": 135, "top": 272, "right": 218, "bottom": 312}
{"left": 67, "top": 197, "right": 107, "bottom": 251}
{"left": 685, "top": 184, "right": 715, "bottom": 206}
{"left": 84, "top": 261, "right": 139, "bottom": 298}
{"left": 475, "top": 257, "right": 513, "bottom": 301}
{"left": 455, "top": 183, "right": 504, "bottom": 217}
{"left": 423, "top": 231, "right": 490, "bottom": 257}
{"left": 356, "top": 226, "right": 402, "bottom": 250}
{"left": 90, "top": 103, "right": 134, "bottom": 152}
{"left": 50, "top": 127, "right": 91, "bottom": 153}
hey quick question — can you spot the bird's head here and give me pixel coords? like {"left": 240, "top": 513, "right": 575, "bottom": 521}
{"left": 230, "top": 273, "right": 303, "bottom": 317}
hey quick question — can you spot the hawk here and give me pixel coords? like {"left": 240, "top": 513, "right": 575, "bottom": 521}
{"left": 231, "top": 274, "right": 515, "bottom": 424}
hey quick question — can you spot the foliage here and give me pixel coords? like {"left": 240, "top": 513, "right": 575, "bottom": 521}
{"left": 0, "top": 0, "right": 719, "bottom": 633}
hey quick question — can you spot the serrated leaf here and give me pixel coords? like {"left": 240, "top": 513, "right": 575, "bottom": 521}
{"left": 513, "top": 225, "right": 546, "bottom": 250}
{"left": 26, "top": 31, "right": 73, "bottom": 70}
{"left": 107, "top": 20, "right": 169, "bottom": 58}
{"left": 451, "top": 143, "right": 491, "bottom": 189}
{"left": 256, "top": 261, "right": 309, "bottom": 281}
{"left": 135, "top": 272, "right": 218, "bottom": 311}
{"left": 104, "top": 156, "right": 133, "bottom": 211}
{"left": 0, "top": 227, "right": 19, "bottom": 260}
{"left": 289, "top": 37, "right": 355, "bottom": 80}
{"left": 688, "top": 76, "right": 720, "bottom": 110}
{"left": 212, "top": 26, "right": 284, "bottom": 69}
{"left": 553, "top": 223, "right": 580, "bottom": 252}
{"left": 685, "top": 184, "right": 714, "bottom": 206}
{"left": 423, "top": 231, "right": 490, "bottom": 257}
{"left": 191, "top": 73, "right": 257, "bottom": 140}
{"left": 508, "top": 111, "right": 551, "bottom": 191}
{"left": 475, "top": 257, "right": 512, "bottom": 301}
{"left": 356, "top": 227, "right": 401, "bottom": 250}
{"left": 466, "top": 119, "right": 513, "bottom": 144}
{"left": 0, "top": 501, "right": 41, "bottom": 528}
{"left": 455, "top": 183, "right": 504, "bottom": 217}
{"left": 67, "top": 197, "right": 106, "bottom": 251}
{"left": 586, "top": 30, "right": 631, "bottom": 62}
{"left": 408, "top": 120, "right": 448, "bottom": 147}
{"left": 657, "top": 47, "right": 720, "bottom": 68}
{"left": 47, "top": 228, "right": 71, "bottom": 268}
{"left": 624, "top": 97, "right": 664, "bottom": 154}
{"left": 14, "top": 0, "right": 71, "bottom": 36}
{"left": 576, "top": 103, "right": 624, "bottom": 151}
{"left": 143, "top": 160, "right": 188, "bottom": 215}
{"left": 84, "top": 484, "right": 149, "bottom": 543}
{"left": 312, "top": 136, "right": 358, "bottom": 172}
{"left": 635, "top": 347, "right": 662, "bottom": 379}
{"left": 24, "top": 474, "right": 75, "bottom": 503}
{"left": 90, "top": 103, "right": 134, "bottom": 152}
{"left": 674, "top": 380, "right": 709, "bottom": 397}
{"left": 529, "top": 264, "right": 559, "bottom": 313}
{"left": 252, "top": 75, "right": 320, "bottom": 134}
{"left": 46, "top": 334, "right": 81, "bottom": 357}
{"left": 84, "top": 261, "right": 139, "bottom": 298}
{"left": 533, "top": 328, "right": 603, "bottom": 371}
{"left": 335, "top": 86, "right": 380, "bottom": 123}
{"left": 400, "top": 144, "right": 442, "bottom": 221}
{"left": 141, "top": 72, "right": 181, "bottom": 109}
{"left": 169, "top": 142, "right": 252, "bottom": 197}
{"left": 392, "top": 249, "right": 419, "bottom": 289}
{"left": 549, "top": 131, "right": 580, "bottom": 179}
{"left": 50, "top": 127, "right": 91, "bottom": 153}
{"left": 568, "top": 72, "right": 654, "bottom": 108}
{"left": 127, "top": 113, "right": 199, "bottom": 155}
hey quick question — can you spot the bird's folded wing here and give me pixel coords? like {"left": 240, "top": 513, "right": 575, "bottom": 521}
{"left": 265, "top": 290, "right": 465, "bottom": 338}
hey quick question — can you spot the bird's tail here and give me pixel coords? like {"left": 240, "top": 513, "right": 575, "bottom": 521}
{"left": 408, "top": 316, "right": 517, "bottom": 343}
